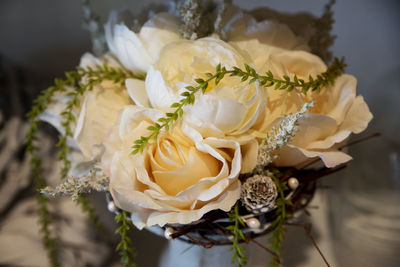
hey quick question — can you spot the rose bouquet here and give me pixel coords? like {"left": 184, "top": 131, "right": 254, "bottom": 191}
{"left": 26, "top": 0, "right": 373, "bottom": 266}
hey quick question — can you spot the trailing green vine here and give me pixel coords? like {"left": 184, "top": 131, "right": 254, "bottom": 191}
{"left": 269, "top": 174, "right": 293, "bottom": 266}
{"left": 26, "top": 86, "right": 61, "bottom": 267}
{"left": 26, "top": 63, "right": 141, "bottom": 266}
{"left": 76, "top": 195, "right": 105, "bottom": 233}
{"left": 227, "top": 202, "right": 248, "bottom": 267}
{"left": 131, "top": 57, "right": 346, "bottom": 154}
{"left": 115, "top": 211, "right": 137, "bottom": 267}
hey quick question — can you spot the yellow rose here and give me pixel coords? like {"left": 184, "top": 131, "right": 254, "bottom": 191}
{"left": 102, "top": 106, "right": 242, "bottom": 229}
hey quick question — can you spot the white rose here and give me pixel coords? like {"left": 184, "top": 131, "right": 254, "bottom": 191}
{"left": 105, "top": 12, "right": 181, "bottom": 74}
{"left": 252, "top": 48, "right": 373, "bottom": 167}
{"left": 102, "top": 106, "right": 242, "bottom": 229}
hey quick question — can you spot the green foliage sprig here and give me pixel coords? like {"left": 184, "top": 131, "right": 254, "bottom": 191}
{"left": 269, "top": 174, "right": 293, "bottom": 267}
{"left": 26, "top": 86, "right": 61, "bottom": 267}
{"left": 229, "top": 57, "right": 346, "bottom": 94}
{"left": 115, "top": 211, "right": 137, "bottom": 267}
{"left": 76, "top": 195, "right": 105, "bottom": 233}
{"left": 26, "top": 63, "right": 140, "bottom": 267}
{"left": 131, "top": 58, "right": 346, "bottom": 154}
{"left": 227, "top": 202, "right": 248, "bottom": 267}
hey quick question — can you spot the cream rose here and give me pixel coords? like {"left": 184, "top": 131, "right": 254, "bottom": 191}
{"left": 40, "top": 53, "right": 134, "bottom": 168}
{"left": 102, "top": 106, "right": 242, "bottom": 229}
{"left": 127, "top": 37, "right": 268, "bottom": 139}
{"left": 251, "top": 48, "right": 373, "bottom": 167}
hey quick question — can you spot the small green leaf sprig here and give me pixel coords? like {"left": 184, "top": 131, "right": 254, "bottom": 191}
{"left": 269, "top": 174, "right": 293, "bottom": 267}
{"left": 26, "top": 63, "right": 140, "bottom": 267}
{"left": 227, "top": 202, "right": 248, "bottom": 267}
{"left": 77, "top": 195, "right": 105, "bottom": 233}
{"left": 230, "top": 57, "right": 346, "bottom": 94}
{"left": 26, "top": 86, "right": 62, "bottom": 267}
{"left": 131, "top": 58, "right": 346, "bottom": 154}
{"left": 115, "top": 211, "right": 137, "bottom": 267}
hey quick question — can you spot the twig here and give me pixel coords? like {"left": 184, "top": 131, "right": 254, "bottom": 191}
{"left": 184, "top": 234, "right": 213, "bottom": 248}
{"left": 339, "top": 132, "right": 380, "bottom": 150}
{"left": 287, "top": 223, "right": 330, "bottom": 267}
{"left": 297, "top": 164, "right": 347, "bottom": 184}
{"left": 250, "top": 238, "right": 280, "bottom": 263}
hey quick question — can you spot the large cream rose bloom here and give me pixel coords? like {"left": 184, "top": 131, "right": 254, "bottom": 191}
{"left": 250, "top": 48, "right": 373, "bottom": 167}
{"left": 39, "top": 53, "right": 135, "bottom": 171}
{"left": 125, "top": 36, "right": 271, "bottom": 174}
{"left": 102, "top": 106, "right": 241, "bottom": 229}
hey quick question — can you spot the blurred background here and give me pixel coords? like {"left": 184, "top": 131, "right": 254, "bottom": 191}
{"left": 0, "top": 0, "right": 399, "bottom": 266}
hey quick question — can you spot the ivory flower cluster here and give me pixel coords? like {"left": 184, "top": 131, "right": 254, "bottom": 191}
{"left": 42, "top": 7, "right": 372, "bottom": 228}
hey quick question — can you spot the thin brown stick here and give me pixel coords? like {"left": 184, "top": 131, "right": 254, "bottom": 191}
{"left": 169, "top": 211, "right": 222, "bottom": 239}
{"left": 288, "top": 223, "right": 330, "bottom": 267}
{"left": 338, "top": 132, "right": 380, "bottom": 150}
{"left": 184, "top": 234, "right": 214, "bottom": 248}
{"left": 302, "top": 225, "right": 330, "bottom": 267}
{"left": 250, "top": 238, "right": 281, "bottom": 263}
{"left": 299, "top": 164, "right": 347, "bottom": 184}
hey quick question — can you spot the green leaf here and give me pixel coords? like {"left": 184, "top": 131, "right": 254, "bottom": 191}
{"left": 170, "top": 102, "right": 180, "bottom": 108}
{"left": 216, "top": 63, "right": 221, "bottom": 72}
{"left": 195, "top": 78, "right": 205, "bottom": 84}
{"left": 249, "top": 77, "right": 257, "bottom": 84}
{"left": 245, "top": 64, "right": 251, "bottom": 73}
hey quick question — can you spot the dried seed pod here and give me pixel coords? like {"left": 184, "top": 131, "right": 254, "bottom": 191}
{"left": 240, "top": 174, "right": 278, "bottom": 213}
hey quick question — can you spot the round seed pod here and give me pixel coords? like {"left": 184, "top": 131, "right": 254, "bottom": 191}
{"left": 240, "top": 174, "right": 278, "bottom": 213}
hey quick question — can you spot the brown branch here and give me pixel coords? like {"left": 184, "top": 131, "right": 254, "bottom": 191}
{"left": 298, "top": 164, "right": 347, "bottom": 184}
{"left": 169, "top": 211, "right": 222, "bottom": 239}
{"left": 184, "top": 234, "right": 214, "bottom": 248}
{"left": 250, "top": 238, "right": 281, "bottom": 263}
{"left": 287, "top": 223, "right": 330, "bottom": 267}
{"left": 338, "top": 132, "right": 380, "bottom": 150}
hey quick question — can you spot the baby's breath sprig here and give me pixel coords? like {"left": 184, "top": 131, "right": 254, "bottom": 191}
{"left": 269, "top": 173, "right": 293, "bottom": 267}
{"left": 115, "top": 211, "right": 137, "bottom": 267}
{"left": 227, "top": 202, "right": 248, "bottom": 267}
{"left": 131, "top": 58, "right": 346, "bottom": 154}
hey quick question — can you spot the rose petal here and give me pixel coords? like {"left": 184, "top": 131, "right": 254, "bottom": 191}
{"left": 145, "top": 66, "right": 178, "bottom": 108}
{"left": 144, "top": 181, "right": 240, "bottom": 228}
{"left": 73, "top": 84, "right": 131, "bottom": 159}
{"left": 275, "top": 144, "right": 353, "bottom": 168}
{"left": 125, "top": 78, "right": 150, "bottom": 107}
